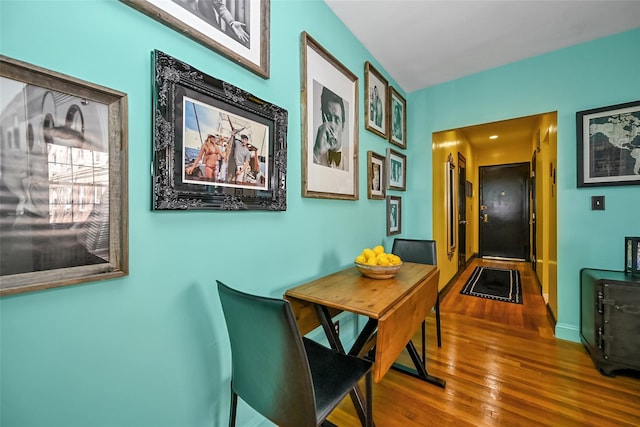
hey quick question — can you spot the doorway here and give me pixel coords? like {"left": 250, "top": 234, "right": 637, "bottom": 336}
{"left": 479, "top": 162, "right": 530, "bottom": 260}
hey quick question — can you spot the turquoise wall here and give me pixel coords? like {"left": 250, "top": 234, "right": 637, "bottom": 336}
{"left": 1, "top": 1, "right": 401, "bottom": 426}
{"left": 410, "top": 27, "right": 640, "bottom": 340}
{"left": 1, "top": 0, "right": 639, "bottom": 425}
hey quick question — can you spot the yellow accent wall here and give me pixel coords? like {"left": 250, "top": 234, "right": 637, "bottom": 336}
{"left": 534, "top": 114, "right": 558, "bottom": 318}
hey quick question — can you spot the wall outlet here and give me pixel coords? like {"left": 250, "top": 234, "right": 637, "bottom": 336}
{"left": 333, "top": 320, "right": 340, "bottom": 336}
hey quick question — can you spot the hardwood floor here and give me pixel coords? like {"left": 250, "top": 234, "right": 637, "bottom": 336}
{"left": 328, "top": 258, "right": 640, "bottom": 426}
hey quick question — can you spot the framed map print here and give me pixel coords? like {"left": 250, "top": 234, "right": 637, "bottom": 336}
{"left": 577, "top": 100, "right": 640, "bottom": 187}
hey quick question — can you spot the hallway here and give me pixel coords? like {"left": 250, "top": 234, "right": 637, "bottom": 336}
{"left": 440, "top": 258, "right": 555, "bottom": 336}
{"left": 329, "top": 259, "right": 640, "bottom": 426}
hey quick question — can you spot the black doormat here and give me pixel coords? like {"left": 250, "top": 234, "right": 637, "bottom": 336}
{"left": 460, "top": 267, "right": 522, "bottom": 304}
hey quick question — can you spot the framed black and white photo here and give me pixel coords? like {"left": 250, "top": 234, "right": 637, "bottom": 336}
{"left": 367, "top": 151, "right": 385, "bottom": 200}
{"left": 121, "top": 0, "right": 270, "bottom": 78}
{"left": 577, "top": 100, "right": 640, "bottom": 187}
{"left": 364, "top": 61, "right": 388, "bottom": 139}
{"left": 152, "top": 50, "right": 287, "bottom": 210}
{"left": 0, "top": 55, "right": 128, "bottom": 296}
{"left": 301, "top": 32, "right": 358, "bottom": 200}
{"left": 386, "top": 196, "right": 401, "bottom": 236}
{"left": 387, "top": 147, "right": 406, "bottom": 191}
{"left": 389, "top": 86, "right": 406, "bottom": 149}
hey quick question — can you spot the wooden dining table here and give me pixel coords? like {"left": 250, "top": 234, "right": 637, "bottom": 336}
{"left": 284, "top": 262, "right": 445, "bottom": 386}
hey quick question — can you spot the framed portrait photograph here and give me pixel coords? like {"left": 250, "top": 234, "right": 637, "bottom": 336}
{"left": 387, "top": 147, "right": 406, "bottom": 191}
{"left": 367, "top": 151, "right": 385, "bottom": 200}
{"left": 301, "top": 32, "right": 358, "bottom": 200}
{"left": 389, "top": 86, "right": 407, "bottom": 149}
{"left": 0, "top": 55, "right": 128, "bottom": 296}
{"left": 152, "top": 50, "right": 287, "bottom": 211}
{"left": 121, "top": 0, "right": 270, "bottom": 79}
{"left": 577, "top": 100, "right": 640, "bottom": 187}
{"left": 386, "top": 196, "right": 402, "bottom": 236}
{"left": 364, "top": 61, "right": 388, "bottom": 139}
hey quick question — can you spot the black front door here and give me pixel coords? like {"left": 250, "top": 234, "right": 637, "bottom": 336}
{"left": 479, "top": 162, "right": 530, "bottom": 260}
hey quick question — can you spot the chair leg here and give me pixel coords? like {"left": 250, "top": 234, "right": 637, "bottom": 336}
{"left": 421, "top": 320, "right": 426, "bottom": 363}
{"left": 435, "top": 294, "right": 442, "bottom": 348}
{"left": 365, "top": 371, "right": 373, "bottom": 427}
{"left": 229, "top": 387, "right": 238, "bottom": 427}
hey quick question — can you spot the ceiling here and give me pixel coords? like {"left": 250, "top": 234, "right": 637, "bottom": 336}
{"left": 325, "top": 0, "right": 640, "bottom": 147}
{"left": 325, "top": 0, "right": 640, "bottom": 93}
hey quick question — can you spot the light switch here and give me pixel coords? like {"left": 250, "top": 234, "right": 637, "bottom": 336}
{"left": 591, "top": 195, "right": 605, "bottom": 210}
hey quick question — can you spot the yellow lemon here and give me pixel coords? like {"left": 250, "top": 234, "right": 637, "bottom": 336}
{"left": 377, "top": 257, "right": 391, "bottom": 266}
{"left": 373, "top": 245, "right": 385, "bottom": 254}
{"left": 362, "top": 248, "right": 375, "bottom": 259}
{"left": 389, "top": 254, "right": 402, "bottom": 265}
{"left": 355, "top": 255, "right": 366, "bottom": 264}
{"left": 366, "top": 257, "right": 377, "bottom": 266}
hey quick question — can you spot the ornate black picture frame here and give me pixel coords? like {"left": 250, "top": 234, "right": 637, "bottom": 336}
{"left": 152, "top": 50, "right": 287, "bottom": 211}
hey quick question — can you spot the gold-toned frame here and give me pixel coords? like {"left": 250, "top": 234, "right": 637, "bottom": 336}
{"left": 0, "top": 55, "right": 129, "bottom": 296}
{"left": 367, "top": 151, "right": 386, "bottom": 200}
{"left": 389, "top": 86, "right": 407, "bottom": 149}
{"left": 364, "top": 61, "right": 388, "bottom": 139}
{"left": 121, "top": 0, "right": 270, "bottom": 79}
{"left": 301, "top": 31, "right": 359, "bottom": 200}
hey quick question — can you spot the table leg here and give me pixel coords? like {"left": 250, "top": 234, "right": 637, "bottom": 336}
{"left": 391, "top": 340, "right": 446, "bottom": 388}
{"left": 314, "top": 305, "right": 375, "bottom": 427}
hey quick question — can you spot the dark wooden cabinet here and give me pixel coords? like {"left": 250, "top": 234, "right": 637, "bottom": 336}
{"left": 580, "top": 268, "right": 640, "bottom": 376}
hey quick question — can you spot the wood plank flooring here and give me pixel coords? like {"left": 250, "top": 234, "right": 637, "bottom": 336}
{"left": 327, "top": 258, "right": 640, "bottom": 426}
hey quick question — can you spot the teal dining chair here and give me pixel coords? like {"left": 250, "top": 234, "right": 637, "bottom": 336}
{"left": 217, "top": 280, "right": 373, "bottom": 427}
{"left": 391, "top": 238, "right": 442, "bottom": 361}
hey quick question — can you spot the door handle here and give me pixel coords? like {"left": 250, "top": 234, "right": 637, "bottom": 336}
{"left": 459, "top": 220, "right": 467, "bottom": 225}
{"left": 482, "top": 214, "right": 488, "bottom": 223}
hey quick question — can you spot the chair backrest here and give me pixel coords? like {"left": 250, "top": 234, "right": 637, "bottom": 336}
{"left": 391, "top": 238, "right": 437, "bottom": 265}
{"left": 217, "top": 281, "right": 317, "bottom": 427}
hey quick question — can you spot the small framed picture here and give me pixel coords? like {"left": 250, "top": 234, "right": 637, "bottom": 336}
{"left": 387, "top": 148, "right": 406, "bottom": 191}
{"left": 367, "top": 151, "right": 386, "bottom": 200}
{"left": 576, "top": 100, "right": 640, "bottom": 187}
{"left": 386, "top": 196, "right": 402, "bottom": 236}
{"left": 364, "top": 61, "right": 388, "bottom": 139}
{"left": 389, "top": 86, "right": 406, "bottom": 149}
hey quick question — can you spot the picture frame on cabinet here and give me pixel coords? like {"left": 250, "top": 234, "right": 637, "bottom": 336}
{"left": 301, "top": 32, "right": 359, "bottom": 200}
{"left": 576, "top": 100, "right": 640, "bottom": 187}
{"left": 625, "top": 236, "right": 640, "bottom": 275}
{"left": 386, "top": 196, "right": 402, "bottom": 236}
{"left": 389, "top": 86, "right": 406, "bottom": 149}
{"left": 121, "top": 0, "right": 270, "bottom": 79}
{"left": 0, "top": 55, "right": 129, "bottom": 296}
{"left": 364, "top": 61, "right": 388, "bottom": 138}
{"left": 387, "top": 147, "right": 406, "bottom": 191}
{"left": 151, "top": 50, "right": 287, "bottom": 211}
{"left": 367, "top": 151, "right": 386, "bottom": 200}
